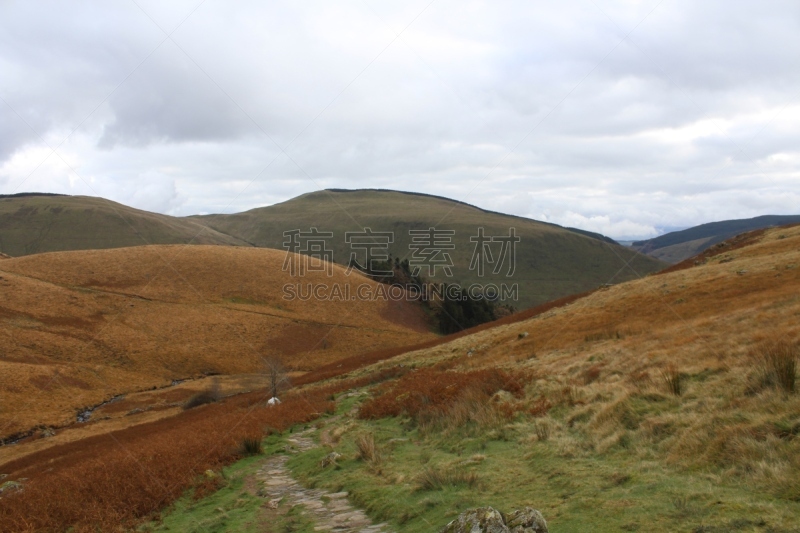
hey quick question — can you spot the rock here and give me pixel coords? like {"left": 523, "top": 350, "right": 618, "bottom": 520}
{"left": 320, "top": 452, "right": 342, "bottom": 468}
{"left": 0, "top": 480, "right": 22, "bottom": 495}
{"left": 518, "top": 332, "right": 529, "bottom": 339}
{"left": 506, "top": 508, "right": 548, "bottom": 533}
{"left": 441, "top": 507, "right": 508, "bottom": 533}
{"left": 441, "top": 507, "right": 548, "bottom": 533}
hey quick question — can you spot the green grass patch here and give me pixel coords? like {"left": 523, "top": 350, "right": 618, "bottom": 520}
{"left": 285, "top": 414, "right": 800, "bottom": 532}
{"left": 142, "top": 455, "right": 265, "bottom": 533}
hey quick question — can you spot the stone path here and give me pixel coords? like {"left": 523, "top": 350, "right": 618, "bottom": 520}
{"left": 256, "top": 429, "right": 391, "bottom": 533}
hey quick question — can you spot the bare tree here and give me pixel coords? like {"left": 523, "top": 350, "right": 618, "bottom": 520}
{"left": 264, "top": 356, "right": 290, "bottom": 400}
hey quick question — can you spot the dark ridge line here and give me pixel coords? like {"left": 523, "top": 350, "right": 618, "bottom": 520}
{"left": 632, "top": 214, "right": 800, "bottom": 250}
{"left": 0, "top": 192, "right": 68, "bottom": 199}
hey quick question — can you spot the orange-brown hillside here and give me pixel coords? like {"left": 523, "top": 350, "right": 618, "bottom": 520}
{"left": 391, "top": 223, "right": 800, "bottom": 370}
{"left": 356, "top": 224, "right": 800, "bottom": 504}
{"left": 0, "top": 245, "right": 434, "bottom": 438}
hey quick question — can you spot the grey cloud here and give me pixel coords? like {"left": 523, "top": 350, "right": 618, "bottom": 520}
{"left": 1, "top": 0, "right": 799, "bottom": 239}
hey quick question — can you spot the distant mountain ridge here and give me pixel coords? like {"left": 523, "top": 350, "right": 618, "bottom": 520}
{"left": 0, "top": 189, "right": 665, "bottom": 309}
{"left": 633, "top": 214, "right": 800, "bottom": 263}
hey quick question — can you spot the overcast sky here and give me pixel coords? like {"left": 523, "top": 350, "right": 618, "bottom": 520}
{"left": 1, "top": 0, "right": 799, "bottom": 239}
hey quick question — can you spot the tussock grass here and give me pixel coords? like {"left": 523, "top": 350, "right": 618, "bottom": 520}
{"left": 239, "top": 436, "right": 263, "bottom": 456}
{"left": 756, "top": 341, "right": 797, "bottom": 394}
{"left": 355, "top": 433, "right": 381, "bottom": 465}
{"left": 416, "top": 465, "right": 479, "bottom": 491}
{"left": 534, "top": 420, "right": 551, "bottom": 441}
{"left": 660, "top": 366, "right": 684, "bottom": 396}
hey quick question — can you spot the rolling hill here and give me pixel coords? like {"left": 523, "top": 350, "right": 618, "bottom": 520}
{"left": 191, "top": 189, "right": 667, "bottom": 309}
{"left": 0, "top": 245, "right": 433, "bottom": 438}
{"left": 267, "top": 222, "right": 800, "bottom": 531}
{"left": 0, "top": 193, "right": 250, "bottom": 256}
{"left": 2, "top": 225, "right": 799, "bottom": 532}
{"left": 632, "top": 214, "right": 800, "bottom": 263}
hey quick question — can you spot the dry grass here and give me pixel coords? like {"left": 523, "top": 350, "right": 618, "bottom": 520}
{"left": 0, "top": 373, "right": 385, "bottom": 532}
{"left": 183, "top": 380, "right": 221, "bottom": 410}
{"left": 415, "top": 465, "right": 479, "bottom": 491}
{"left": 0, "top": 245, "right": 434, "bottom": 437}
{"left": 358, "top": 225, "right": 800, "bottom": 504}
{"left": 355, "top": 433, "right": 382, "bottom": 465}
{"left": 756, "top": 341, "right": 797, "bottom": 394}
{"left": 358, "top": 368, "right": 524, "bottom": 433}
{"left": 660, "top": 366, "right": 684, "bottom": 396}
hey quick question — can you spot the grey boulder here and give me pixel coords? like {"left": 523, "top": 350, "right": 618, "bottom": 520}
{"left": 441, "top": 506, "right": 547, "bottom": 533}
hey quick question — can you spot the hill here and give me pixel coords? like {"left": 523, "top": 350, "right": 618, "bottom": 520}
{"left": 0, "top": 194, "right": 250, "bottom": 256}
{"left": 632, "top": 214, "right": 800, "bottom": 263}
{"left": 192, "top": 189, "right": 667, "bottom": 309}
{"left": 274, "top": 222, "right": 798, "bottom": 531}
{"left": 0, "top": 245, "right": 433, "bottom": 438}
{"left": 2, "top": 225, "right": 798, "bottom": 532}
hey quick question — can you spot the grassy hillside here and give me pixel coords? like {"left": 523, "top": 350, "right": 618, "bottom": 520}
{"left": 271, "top": 223, "right": 798, "bottom": 531}
{"left": 633, "top": 214, "right": 800, "bottom": 262}
{"left": 0, "top": 194, "right": 250, "bottom": 256}
{"left": 2, "top": 225, "right": 798, "bottom": 532}
{"left": 0, "top": 245, "right": 433, "bottom": 438}
{"left": 192, "top": 189, "right": 666, "bottom": 309}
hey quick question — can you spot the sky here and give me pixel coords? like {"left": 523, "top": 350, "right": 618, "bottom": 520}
{"left": 1, "top": 0, "right": 799, "bottom": 240}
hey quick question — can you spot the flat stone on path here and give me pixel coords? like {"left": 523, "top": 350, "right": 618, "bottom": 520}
{"left": 257, "top": 428, "right": 392, "bottom": 533}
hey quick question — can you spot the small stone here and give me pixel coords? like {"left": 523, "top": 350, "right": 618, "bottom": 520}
{"left": 320, "top": 452, "right": 342, "bottom": 468}
{"left": 518, "top": 332, "right": 529, "bottom": 339}
{"left": 506, "top": 507, "right": 548, "bottom": 533}
{"left": 0, "top": 480, "right": 22, "bottom": 495}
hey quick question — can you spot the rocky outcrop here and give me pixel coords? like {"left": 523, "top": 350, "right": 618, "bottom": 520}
{"left": 441, "top": 506, "right": 547, "bottom": 533}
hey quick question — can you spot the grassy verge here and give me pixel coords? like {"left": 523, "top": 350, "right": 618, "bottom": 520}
{"left": 284, "top": 392, "right": 800, "bottom": 533}
{"left": 142, "top": 456, "right": 264, "bottom": 533}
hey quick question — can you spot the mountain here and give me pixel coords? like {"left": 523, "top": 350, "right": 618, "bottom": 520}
{"left": 191, "top": 189, "right": 667, "bottom": 309}
{"left": 0, "top": 193, "right": 250, "bottom": 256}
{"left": 0, "top": 245, "right": 433, "bottom": 437}
{"left": 632, "top": 214, "right": 800, "bottom": 263}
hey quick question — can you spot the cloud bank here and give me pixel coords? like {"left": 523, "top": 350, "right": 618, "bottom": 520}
{"left": 1, "top": 0, "right": 799, "bottom": 239}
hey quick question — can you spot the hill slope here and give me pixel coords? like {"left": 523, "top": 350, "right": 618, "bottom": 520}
{"left": 0, "top": 245, "right": 433, "bottom": 438}
{"left": 255, "top": 223, "right": 800, "bottom": 532}
{"left": 192, "top": 189, "right": 667, "bottom": 309}
{"left": 0, "top": 194, "right": 250, "bottom": 256}
{"left": 632, "top": 214, "right": 800, "bottom": 262}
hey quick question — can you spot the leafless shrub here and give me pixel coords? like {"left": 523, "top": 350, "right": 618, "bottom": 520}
{"left": 183, "top": 379, "right": 221, "bottom": 410}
